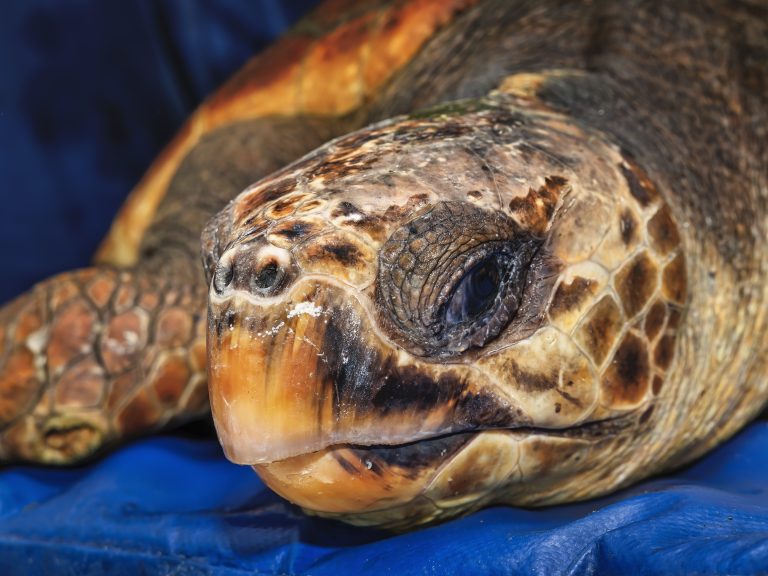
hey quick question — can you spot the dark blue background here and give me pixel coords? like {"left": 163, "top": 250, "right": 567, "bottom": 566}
{"left": 0, "top": 0, "right": 318, "bottom": 302}
{"left": 1, "top": 2, "right": 767, "bottom": 574}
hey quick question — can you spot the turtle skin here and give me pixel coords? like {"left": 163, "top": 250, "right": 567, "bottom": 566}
{"left": 1, "top": 0, "right": 767, "bottom": 530}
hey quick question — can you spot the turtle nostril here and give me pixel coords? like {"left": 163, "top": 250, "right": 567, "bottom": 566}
{"left": 254, "top": 261, "right": 280, "bottom": 290}
{"left": 251, "top": 260, "right": 286, "bottom": 295}
{"left": 246, "top": 245, "right": 295, "bottom": 297}
{"left": 215, "top": 244, "right": 294, "bottom": 298}
{"left": 213, "top": 258, "right": 235, "bottom": 295}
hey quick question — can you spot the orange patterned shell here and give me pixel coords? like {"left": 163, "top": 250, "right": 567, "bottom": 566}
{"left": 94, "top": 0, "right": 477, "bottom": 268}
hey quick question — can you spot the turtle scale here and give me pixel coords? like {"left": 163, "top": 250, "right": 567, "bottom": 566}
{"left": 0, "top": 0, "right": 766, "bottom": 530}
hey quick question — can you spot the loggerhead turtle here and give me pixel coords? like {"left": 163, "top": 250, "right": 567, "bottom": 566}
{"left": 0, "top": 0, "right": 766, "bottom": 530}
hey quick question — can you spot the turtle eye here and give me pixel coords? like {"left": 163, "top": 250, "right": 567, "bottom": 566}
{"left": 376, "top": 201, "right": 545, "bottom": 356}
{"left": 445, "top": 257, "right": 502, "bottom": 326}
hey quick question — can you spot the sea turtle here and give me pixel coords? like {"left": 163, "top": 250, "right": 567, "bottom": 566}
{"left": 0, "top": 0, "right": 765, "bottom": 530}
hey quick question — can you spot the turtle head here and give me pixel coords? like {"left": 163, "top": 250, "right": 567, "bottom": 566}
{"left": 204, "top": 95, "right": 686, "bottom": 529}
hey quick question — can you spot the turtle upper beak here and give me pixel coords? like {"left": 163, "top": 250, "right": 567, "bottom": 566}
{"left": 207, "top": 278, "right": 519, "bottom": 465}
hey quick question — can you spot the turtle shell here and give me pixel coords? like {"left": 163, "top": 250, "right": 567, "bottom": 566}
{"left": 94, "top": 0, "right": 478, "bottom": 268}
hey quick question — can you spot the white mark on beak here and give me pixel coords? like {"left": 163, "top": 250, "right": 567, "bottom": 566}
{"left": 287, "top": 302, "right": 323, "bottom": 318}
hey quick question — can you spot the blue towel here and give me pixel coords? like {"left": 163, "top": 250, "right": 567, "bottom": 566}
{"left": 1, "top": 424, "right": 767, "bottom": 575}
{"left": 1, "top": 2, "right": 766, "bottom": 574}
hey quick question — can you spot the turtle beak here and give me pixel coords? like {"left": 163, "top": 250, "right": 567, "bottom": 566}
{"left": 207, "top": 279, "right": 519, "bottom": 465}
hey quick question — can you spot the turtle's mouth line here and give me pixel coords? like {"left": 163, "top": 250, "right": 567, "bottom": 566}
{"left": 258, "top": 413, "right": 636, "bottom": 467}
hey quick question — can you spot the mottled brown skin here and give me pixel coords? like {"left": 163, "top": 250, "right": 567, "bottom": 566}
{"left": 1, "top": 0, "right": 767, "bottom": 531}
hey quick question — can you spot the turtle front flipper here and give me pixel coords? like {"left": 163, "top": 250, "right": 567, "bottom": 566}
{"left": 0, "top": 266, "right": 208, "bottom": 464}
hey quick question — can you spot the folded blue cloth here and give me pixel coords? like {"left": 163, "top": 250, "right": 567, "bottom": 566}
{"left": 1, "top": 423, "right": 767, "bottom": 575}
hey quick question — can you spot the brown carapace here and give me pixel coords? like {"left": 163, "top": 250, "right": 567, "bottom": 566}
{"left": 1, "top": 0, "right": 767, "bottom": 530}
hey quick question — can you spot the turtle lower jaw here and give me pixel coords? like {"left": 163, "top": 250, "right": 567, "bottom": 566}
{"left": 252, "top": 432, "right": 477, "bottom": 517}
{"left": 251, "top": 414, "right": 637, "bottom": 519}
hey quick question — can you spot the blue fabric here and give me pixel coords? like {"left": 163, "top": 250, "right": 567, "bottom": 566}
{"left": 1, "top": 424, "right": 767, "bottom": 575}
{"left": 2, "top": 2, "right": 768, "bottom": 574}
